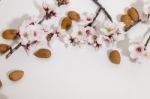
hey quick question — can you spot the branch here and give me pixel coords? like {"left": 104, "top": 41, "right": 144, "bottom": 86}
{"left": 85, "top": 0, "right": 113, "bottom": 27}
{"left": 144, "top": 36, "right": 150, "bottom": 50}
{"left": 38, "top": 17, "right": 45, "bottom": 24}
{"left": 144, "top": 27, "right": 150, "bottom": 50}
{"left": 5, "top": 15, "right": 46, "bottom": 59}
{"left": 6, "top": 43, "right": 22, "bottom": 59}
{"left": 93, "top": 0, "right": 113, "bottom": 22}
{"left": 85, "top": 7, "right": 102, "bottom": 27}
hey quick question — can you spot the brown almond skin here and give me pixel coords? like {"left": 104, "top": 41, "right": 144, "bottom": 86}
{"left": 109, "top": 50, "right": 121, "bottom": 64}
{"left": 9, "top": 70, "right": 24, "bottom": 81}
{"left": 2, "top": 29, "right": 17, "bottom": 40}
{"left": 0, "top": 44, "right": 10, "bottom": 54}
{"left": 61, "top": 17, "right": 72, "bottom": 31}
{"left": 0, "top": 80, "right": 2, "bottom": 88}
{"left": 68, "top": 11, "right": 80, "bottom": 21}
{"left": 34, "top": 49, "right": 51, "bottom": 58}
{"left": 128, "top": 7, "right": 140, "bottom": 22}
{"left": 121, "top": 15, "right": 132, "bottom": 29}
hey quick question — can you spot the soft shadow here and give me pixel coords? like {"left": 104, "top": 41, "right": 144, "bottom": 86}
{"left": 131, "top": 0, "right": 144, "bottom": 14}
{"left": 8, "top": 14, "right": 30, "bottom": 29}
{"left": 33, "top": 1, "right": 44, "bottom": 16}
{"left": 0, "top": 93, "right": 8, "bottom": 99}
{"left": 117, "top": 36, "right": 130, "bottom": 57}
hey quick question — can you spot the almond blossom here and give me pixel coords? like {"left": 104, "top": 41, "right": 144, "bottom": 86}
{"left": 100, "top": 21, "right": 125, "bottom": 46}
{"left": 129, "top": 39, "right": 144, "bottom": 58}
{"left": 78, "top": 26, "right": 101, "bottom": 48}
{"left": 19, "top": 18, "right": 49, "bottom": 49}
{"left": 128, "top": 39, "right": 150, "bottom": 63}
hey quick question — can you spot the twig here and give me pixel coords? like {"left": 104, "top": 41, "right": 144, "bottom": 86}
{"left": 86, "top": 0, "right": 113, "bottom": 27}
{"left": 6, "top": 43, "right": 22, "bottom": 59}
{"left": 5, "top": 15, "right": 46, "bottom": 59}
{"left": 85, "top": 7, "right": 102, "bottom": 27}
{"left": 93, "top": 0, "right": 113, "bottom": 22}
{"left": 38, "top": 17, "right": 45, "bottom": 24}
{"left": 144, "top": 27, "right": 150, "bottom": 50}
{"left": 144, "top": 36, "right": 150, "bottom": 50}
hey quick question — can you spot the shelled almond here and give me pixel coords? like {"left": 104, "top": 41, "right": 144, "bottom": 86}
{"left": 109, "top": 50, "right": 121, "bottom": 64}
{"left": 61, "top": 17, "right": 72, "bottom": 31}
{"left": 68, "top": 11, "right": 80, "bottom": 21}
{"left": 9, "top": 70, "right": 24, "bottom": 81}
{"left": 121, "top": 15, "right": 132, "bottom": 29}
{"left": 2, "top": 29, "right": 18, "bottom": 40}
{"left": 128, "top": 7, "right": 140, "bottom": 22}
{"left": 34, "top": 49, "right": 51, "bottom": 58}
{"left": 0, "top": 44, "right": 10, "bottom": 54}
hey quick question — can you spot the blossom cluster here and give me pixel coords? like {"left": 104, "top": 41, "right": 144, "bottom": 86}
{"left": 19, "top": 13, "right": 125, "bottom": 51}
{"left": 3, "top": 1, "right": 150, "bottom": 64}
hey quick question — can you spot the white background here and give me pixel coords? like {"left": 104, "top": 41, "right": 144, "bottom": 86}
{"left": 0, "top": 0, "right": 150, "bottom": 99}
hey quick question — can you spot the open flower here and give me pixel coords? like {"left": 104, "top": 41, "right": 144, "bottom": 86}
{"left": 74, "top": 31, "right": 87, "bottom": 46}
{"left": 19, "top": 18, "right": 50, "bottom": 49}
{"left": 129, "top": 41, "right": 145, "bottom": 59}
{"left": 100, "top": 21, "right": 125, "bottom": 46}
{"left": 57, "top": 27, "right": 77, "bottom": 47}
{"left": 80, "top": 26, "right": 102, "bottom": 48}
{"left": 129, "top": 38, "right": 150, "bottom": 63}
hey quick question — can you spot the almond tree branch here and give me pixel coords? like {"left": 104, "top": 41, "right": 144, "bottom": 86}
{"left": 86, "top": 0, "right": 113, "bottom": 27}
{"left": 93, "top": 0, "right": 113, "bottom": 22}
{"left": 144, "top": 36, "right": 150, "bottom": 50}
{"left": 5, "top": 14, "right": 47, "bottom": 59}
{"left": 144, "top": 27, "right": 150, "bottom": 50}
{"left": 85, "top": 7, "right": 102, "bottom": 27}
{"left": 6, "top": 42, "right": 22, "bottom": 59}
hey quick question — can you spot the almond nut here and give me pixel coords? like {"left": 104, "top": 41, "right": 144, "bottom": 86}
{"left": 68, "top": 11, "right": 80, "bottom": 21}
{"left": 121, "top": 15, "right": 132, "bottom": 29}
{"left": 34, "top": 49, "right": 51, "bottom": 58}
{"left": 0, "top": 80, "right": 2, "bottom": 88}
{"left": 2, "top": 29, "right": 17, "bottom": 40}
{"left": 61, "top": 17, "right": 72, "bottom": 31}
{"left": 9, "top": 70, "right": 24, "bottom": 81}
{"left": 0, "top": 44, "right": 10, "bottom": 54}
{"left": 128, "top": 7, "right": 140, "bottom": 22}
{"left": 109, "top": 50, "right": 121, "bottom": 64}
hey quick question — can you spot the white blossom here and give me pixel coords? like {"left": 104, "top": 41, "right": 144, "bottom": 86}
{"left": 19, "top": 17, "right": 50, "bottom": 49}
{"left": 100, "top": 21, "right": 125, "bottom": 46}
{"left": 129, "top": 41, "right": 145, "bottom": 59}
{"left": 129, "top": 38, "right": 150, "bottom": 63}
